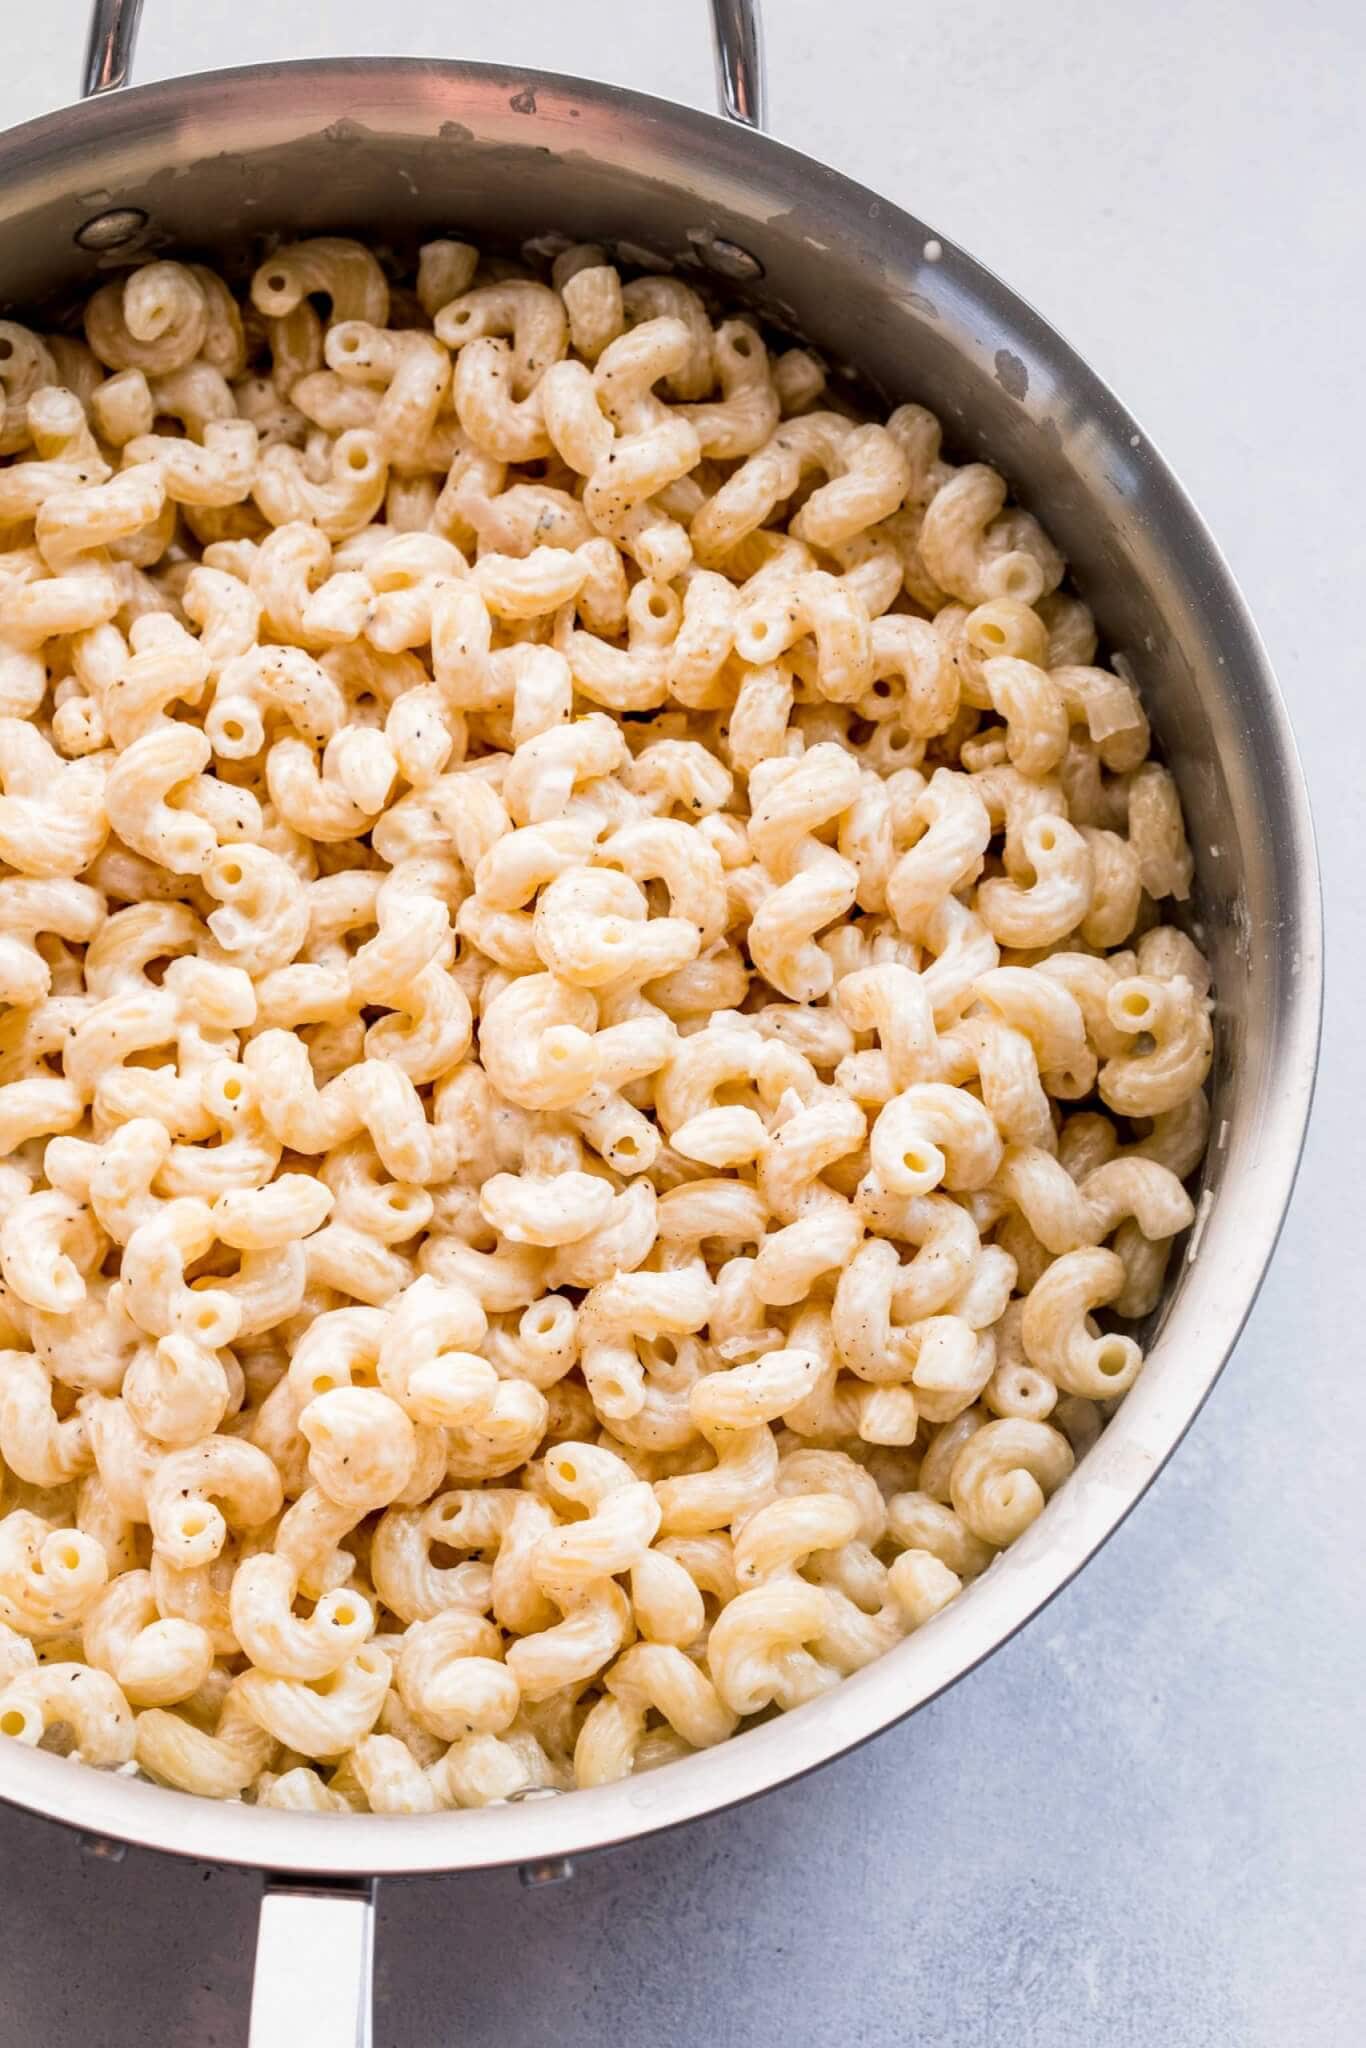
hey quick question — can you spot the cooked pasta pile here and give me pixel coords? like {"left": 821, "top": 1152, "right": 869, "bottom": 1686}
{"left": 0, "top": 237, "right": 1211, "bottom": 1808}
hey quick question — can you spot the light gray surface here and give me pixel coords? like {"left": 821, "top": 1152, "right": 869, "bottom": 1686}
{"left": 1, "top": 3, "right": 1362, "bottom": 2044}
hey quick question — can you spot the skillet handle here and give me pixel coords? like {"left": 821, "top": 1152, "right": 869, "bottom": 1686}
{"left": 82, "top": 0, "right": 139, "bottom": 93}
{"left": 81, "top": 0, "right": 767, "bottom": 127}
{"left": 709, "top": 0, "right": 766, "bottom": 127}
{"left": 248, "top": 1878, "right": 377, "bottom": 2048}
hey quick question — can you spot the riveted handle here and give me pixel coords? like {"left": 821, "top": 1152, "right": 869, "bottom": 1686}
{"left": 248, "top": 1879, "right": 376, "bottom": 2048}
{"left": 83, "top": 0, "right": 139, "bottom": 92}
{"left": 709, "top": 0, "right": 766, "bottom": 127}
{"left": 81, "top": 0, "right": 767, "bottom": 126}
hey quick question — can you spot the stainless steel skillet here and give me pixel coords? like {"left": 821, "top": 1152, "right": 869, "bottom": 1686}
{"left": 0, "top": 2, "right": 1322, "bottom": 2040}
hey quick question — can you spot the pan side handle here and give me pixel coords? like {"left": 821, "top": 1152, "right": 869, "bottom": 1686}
{"left": 248, "top": 1878, "right": 377, "bottom": 2048}
{"left": 81, "top": 0, "right": 767, "bottom": 127}
{"left": 82, "top": 0, "right": 140, "bottom": 95}
{"left": 709, "top": 0, "right": 766, "bottom": 127}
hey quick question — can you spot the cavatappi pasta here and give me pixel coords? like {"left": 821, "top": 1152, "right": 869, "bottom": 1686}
{"left": 0, "top": 237, "right": 1211, "bottom": 1807}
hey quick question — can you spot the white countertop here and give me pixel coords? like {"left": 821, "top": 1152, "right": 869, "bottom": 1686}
{"left": 3, "top": 4, "right": 1362, "bottom": 2043}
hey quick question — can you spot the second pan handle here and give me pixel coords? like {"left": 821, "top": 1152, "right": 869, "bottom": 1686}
{"left": 81, "top": 0, "right": 767, "bottom": 127}
{"left": 249, "top": 1879, "right": 376, "bottom": 2048}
